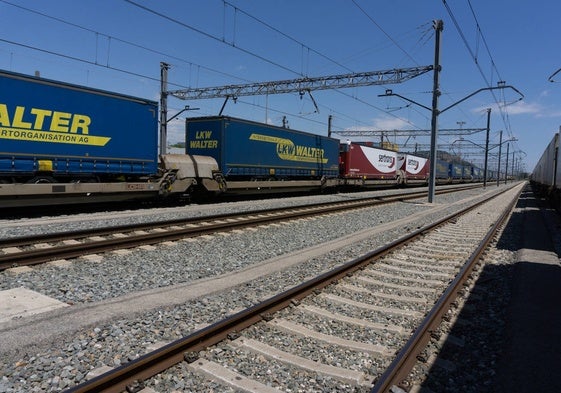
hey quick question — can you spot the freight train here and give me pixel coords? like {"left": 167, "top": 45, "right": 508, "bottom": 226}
{"left": 0, "top": 69, "right": 483, "bottom": 208}
{"left": 531, "top": 131, "right": 561, "bottom": 207}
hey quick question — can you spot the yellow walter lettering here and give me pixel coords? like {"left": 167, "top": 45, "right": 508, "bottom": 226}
{"left": 0, "top": 104, "right": 91, "bottom": 134}
{"left": 70, "top": 114, "right": 90, "bottom": 134}
{"left": 50, "top": 111, "right": 71, "bottom": 132}
{"left": 296, "top": 145, "right": 324, "bottom": 159}
{"left": 12, "top": 106, "right": 32, "bottom": 128}
{"left": 190, "top": 140, "right": 217, "bottom": 148}
{"left": 30, "top": 108, "right": 51, "bottom": 129}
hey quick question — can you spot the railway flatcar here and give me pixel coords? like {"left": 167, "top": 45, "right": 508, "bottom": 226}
{"left": 185, "top": 116, "right": 340, "bottom": 194}
{"left": 338, "top": 142, "right": 401, "bottom": 187}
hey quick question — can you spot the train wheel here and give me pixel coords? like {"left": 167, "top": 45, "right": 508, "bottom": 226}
{"left": 26, "top": 176, "right": 56, "bottom": 184}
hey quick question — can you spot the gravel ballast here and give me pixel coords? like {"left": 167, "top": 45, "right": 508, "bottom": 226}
{"left": 0, "top": 184, "right": 526, "bottom": 392}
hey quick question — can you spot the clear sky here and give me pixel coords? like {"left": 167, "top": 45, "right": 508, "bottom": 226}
{"left": 1, "top": 0, "right": 559, "bottom": 173}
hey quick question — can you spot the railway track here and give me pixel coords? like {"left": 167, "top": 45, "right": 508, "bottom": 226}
{"left": 0, "top": 185, "right": 480, "bottom": 270}
{"left": 62, "top": 183, "right": 523, "bottom": 393}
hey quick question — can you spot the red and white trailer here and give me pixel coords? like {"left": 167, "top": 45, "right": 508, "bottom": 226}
{"left": 339, "top": 142, "right": 401, "bottom": 186}
{"left": 397, "top": 153, "right": 430, "bottom": 184}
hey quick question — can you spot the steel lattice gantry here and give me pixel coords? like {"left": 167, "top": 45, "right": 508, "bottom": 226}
{"left": 159, "top": 63, "right": 433, "bottom": 154}
{"left": 335, "top": 128, "right": 486, "bottom": 138}
{"left": 166, "top": 66, "right": 433, "bottom": 100}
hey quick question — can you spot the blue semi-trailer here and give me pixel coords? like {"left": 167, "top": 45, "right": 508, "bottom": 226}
{"left": 185, "top": 116, "right": 340, "bottom": 182}
{"left": 0, "top": 69, "right": 159, "bottom": 180}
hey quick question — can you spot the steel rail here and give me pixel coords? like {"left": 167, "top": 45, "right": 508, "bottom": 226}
{"left": 0, "top": 192, "right": 421, "bottom": 247}
{"left": 370, "top": 185, "right": 523, "bottom": 392}
{"left": 0, "top": 192, "right": 421, "bottom": 269}
{"left": 62, "top": 185, "right": 512, "bottom": 393}
{"left": 0, "top": 185, "right": 480, "bottom": 270}
{"left": 0, "top": 185, "right": 480, "bottom": 248}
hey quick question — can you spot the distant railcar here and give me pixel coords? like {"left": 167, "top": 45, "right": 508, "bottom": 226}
{"left": 532, "top": 132, "right": 558, "bottom": 188}
{"left": 462, "top": 164, "right": 474, "bottom": 182}
{"left": 435, "top": 159, "right": 451, "bottom": 183}
{"left": 530, "top": 131, "right": 561, "bottom": 209}
{"left": 449, "top": 163, "right": 463, "bottom": 182}
{"left": 472, "top": 166, "right": 484, "bottom": 181}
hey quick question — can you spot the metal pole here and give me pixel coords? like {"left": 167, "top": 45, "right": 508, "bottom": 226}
{"left": 511, "top": 149, "right": 515, "bottom": 181}
{"left": 159, "top": 62, "right": 170, "bottom": 156}
{"left": 496, "top": 130, "right": 502, "bottom": 187}
{"left": 428, "top": 19, "right": 443, "bottom": 203}
{"left": 328, "top": 115, "right": 332, "bottom": 138}
{"left": 505, "top": 142, "right": 509, "bottom": 184}
{"left": 483, "top": 108, "right": 491, "bottom": 188}
{"left": 554, "top": 144, "right": 559, "bottom": 188}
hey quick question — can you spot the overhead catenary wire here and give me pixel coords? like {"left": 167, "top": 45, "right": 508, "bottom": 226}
{"left": 441, "top": 0, "right": 517, "bottom": 144}
{"left": 350, "top": 0, "right": 421, "bottom": 67}
{"left": 222, "top": 0, "right": 354, "bottom": 74}
{"left": 125, "top": 0, "right": 430, "bottom": 132}
{"left": 0, "top": 0, "right": 435, "bottom": 136}
{"left": 0, "top": 0, "right": 251, "bottom": 88}
{"left": 0, "top": 0, "right": 332, "bottom": 125}
{"left": 124, "top": 0, "right": 300, "bottom": 77}
{"left": 126, "top": 0, "right": 421, "bottom": 130}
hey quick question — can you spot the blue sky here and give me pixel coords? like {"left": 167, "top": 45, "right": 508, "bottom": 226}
{"left": 1, "top": 0, "right": 560, "bottom": 172}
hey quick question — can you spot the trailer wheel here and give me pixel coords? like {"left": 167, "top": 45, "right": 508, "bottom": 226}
{"left": 27, "top": 176, "right": 56, "bottom": 184}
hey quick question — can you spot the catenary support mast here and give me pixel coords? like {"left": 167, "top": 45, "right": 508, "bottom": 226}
{"left": 428, "top": 19, "right": 443, "bottom": 203}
